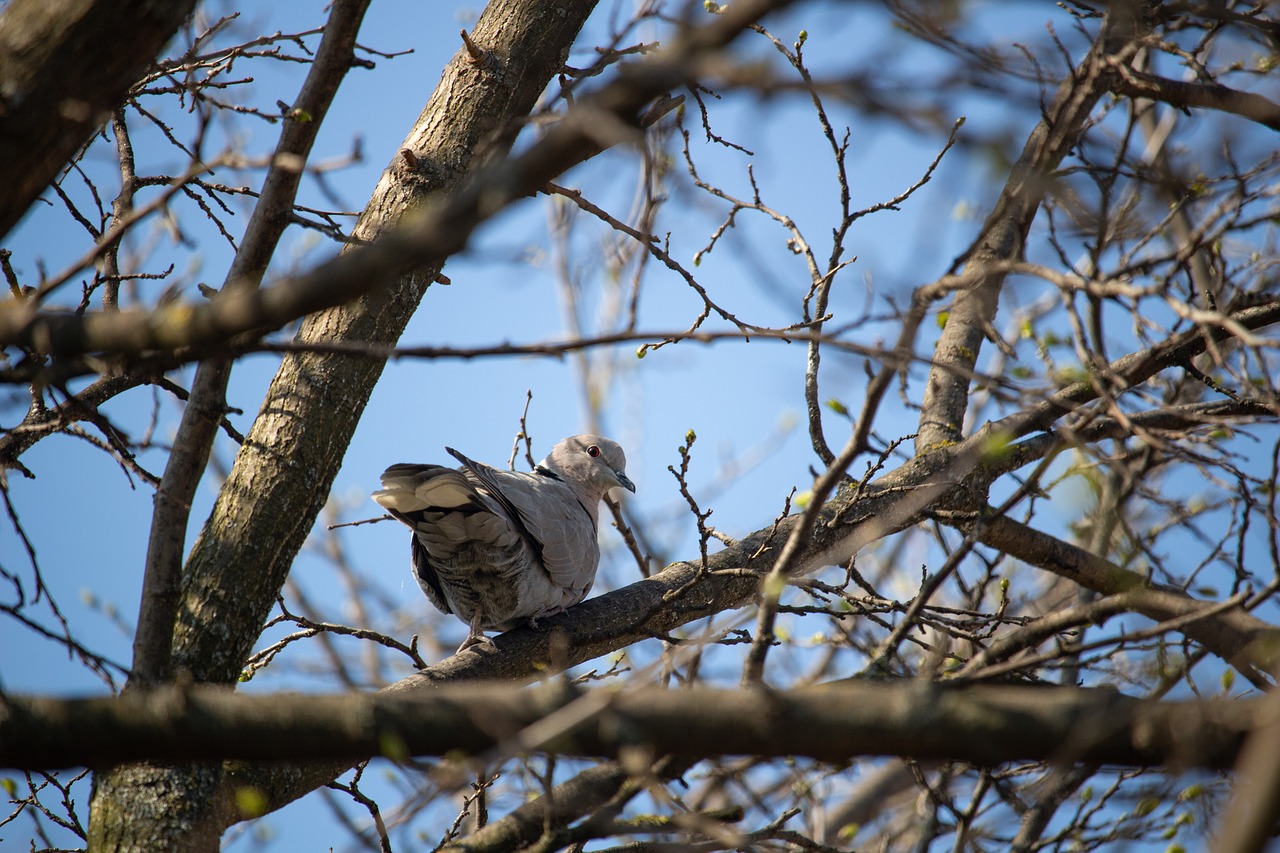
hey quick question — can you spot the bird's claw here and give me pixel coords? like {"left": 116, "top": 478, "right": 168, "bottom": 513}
{"left": 456, "top": 634, "right": 497, "bottom": 654}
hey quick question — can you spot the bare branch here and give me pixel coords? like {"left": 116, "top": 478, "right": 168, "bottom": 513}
{"left": 1111, "top": 65, "right": 1280, "bottom": 131}
{"left": 0, "top": 682, "right": 1258, "bottom": 771}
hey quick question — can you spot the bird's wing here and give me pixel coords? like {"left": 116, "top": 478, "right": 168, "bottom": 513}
{"left": 495, "top": 472, "right": 598, "bottom": 603}
{"left": 448, "top": 449, "right": 598, "bottom": 604}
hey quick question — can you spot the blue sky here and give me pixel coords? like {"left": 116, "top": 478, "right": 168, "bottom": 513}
{"left": 1, "top": 1, "right": 1267, "bottom": 849}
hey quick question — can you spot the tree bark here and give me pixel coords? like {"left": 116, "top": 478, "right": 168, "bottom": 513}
{"left": 87, "top": 0, "right": 601, "bottom": 849}
{"left": 208, "top": 323, "right": 1280, "bottom": 826}
{"left": 0, "top": 0, "right": 198, "bottom": 239}
{"left": 2, "top": 683, "right": 1258, "bottom": 771}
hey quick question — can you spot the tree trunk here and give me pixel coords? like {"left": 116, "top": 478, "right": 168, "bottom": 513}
{"left": 86, "top": 0, "right": 599, "bottom": 849}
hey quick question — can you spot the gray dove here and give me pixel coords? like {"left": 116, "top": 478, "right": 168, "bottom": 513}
{"left": 373, "top": 435, "right": 635, "bottom": 652}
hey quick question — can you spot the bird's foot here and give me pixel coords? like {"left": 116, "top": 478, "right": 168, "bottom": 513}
{"left": 455, "top": 633, "right": 497, "bottom": 654}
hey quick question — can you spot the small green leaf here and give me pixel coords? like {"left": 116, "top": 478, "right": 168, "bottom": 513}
{"left": 825, "top": 398, "right": 849, "bottom": 416}
{"left": 936, "top": 310, "right": 950, "bottom": 329}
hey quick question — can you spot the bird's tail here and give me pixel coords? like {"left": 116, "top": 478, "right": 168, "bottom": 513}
{"left": 372, "top": 464, "right": 479, "bottom": 513}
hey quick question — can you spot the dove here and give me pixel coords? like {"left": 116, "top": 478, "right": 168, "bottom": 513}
{"left": 373, "top": 435, "right": 635, "bottom": 652}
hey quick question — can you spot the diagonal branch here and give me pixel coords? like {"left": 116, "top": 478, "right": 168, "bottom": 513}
{"left": 0, "top": 0, "right": 199, "bottom": 239}
{"left": 967, "top": 515, "right": 1273, "bottom": 686}
{"left": 84, "top": 2, "right": 806, "bottom": 845}
{"left": 1111, "top": 66, "right": 1280, "bottom": 131}
{"left": 215, "top": 391, "right": 1280, "bottom": 824}
{"left": 130, "top": 0, "right": 373, "bottom": 689}
{"left": 915, "top": 3, "right": 1146, "bottom": 453}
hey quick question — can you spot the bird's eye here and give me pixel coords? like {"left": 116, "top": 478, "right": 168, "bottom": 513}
{"left": 587, "top": 445, "right": 601, "bottom": 458}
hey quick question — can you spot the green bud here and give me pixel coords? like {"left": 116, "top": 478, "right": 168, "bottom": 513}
{"left": 235, "top": 787, "right": 268, "bottom": 819}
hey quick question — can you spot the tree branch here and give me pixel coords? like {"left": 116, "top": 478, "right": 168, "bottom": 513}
{"left": 915, "top": 4, "right": 1144, "bottom": 452}
{"left": 130, "top": 0, "right": 373, "bottom": 689}
{"left": 90, "top": 0, "right": 612, "bottom": 847}
{"left": 1112, "top": 66, "right": 1280, "bottom": 131}
{"left": 0, "top": 682, "right": 1258, "bottom": 771}
{"left": 970, "top": 515, "right": 1274, "bottom": 685}
{"left": 0, "top": 0, "right": 199, "bottom": 239}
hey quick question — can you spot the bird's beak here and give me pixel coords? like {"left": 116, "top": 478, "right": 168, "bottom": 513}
{"left": 614, "top": 471, "right": 637, "bottom": 493}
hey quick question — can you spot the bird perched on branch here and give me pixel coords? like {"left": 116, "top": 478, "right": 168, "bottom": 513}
{"left": 373, "top": 435, "right": 635, "bottom": 652}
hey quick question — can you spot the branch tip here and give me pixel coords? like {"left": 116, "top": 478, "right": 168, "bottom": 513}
{"left": 460, "top": 29, "right": 489, "bottom": 65}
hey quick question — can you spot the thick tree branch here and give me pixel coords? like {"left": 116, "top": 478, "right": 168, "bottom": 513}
{"left": 1213, "top": 663, "right": 1280, "bottom": 852}
{"left": 443, "top": 760, "right": 642, "bottom": 853}
{"left": 218, "top": 432, "right": 1280, "bottom": 826}
{"left": 214, "top": 298, "right": 1280, "bottom": 822}
{"left": 0, "top": 683, "right": 1259, "bottom": 771}
{"left": 87, "top": 4, "right": 805, "bottom": 849}
{"left": 969, "top": 516, "right": 1274, "bottom": 684}
{"left": 9, "top": 3, "right": 1279, "bottom": 851}
{"left": 0, "top": 0, "right": 198, "bottom": 239}
{"left": 1112, "top": 66, "right": 1280, "bottom": 131}
{"left": 130, "top": 0, "right": 373, "bottom": 690}
{"left": 90, "top": 0, "right": 612, "bottom": 848}
{"left": 915, "top": 4, "right": 1144, "bottom": 452}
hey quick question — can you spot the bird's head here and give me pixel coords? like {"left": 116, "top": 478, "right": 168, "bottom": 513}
{"left": 542, "top": 434, "right": 635, "bottom": 498}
